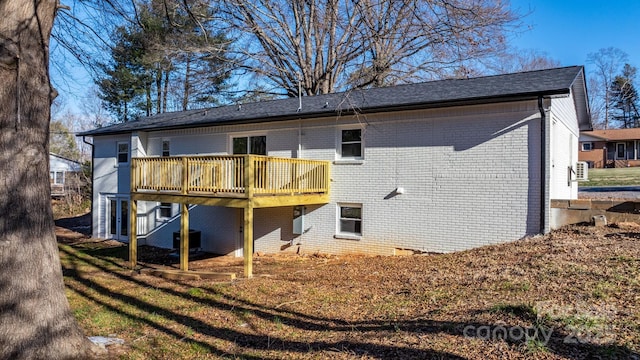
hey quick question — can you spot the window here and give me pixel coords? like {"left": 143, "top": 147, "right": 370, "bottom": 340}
{"left": 232, "top": 135, "right": 266, "bottom": 155}
{"left": 50, "top": 171, "right": 64, "bottom": 185}
{"left": 162, "top": 140, "right": 170, "bottom": 157}
{"left": 117, "top": 142, "right": 129, "bottom": 163}
{"left": 340, "top": 129, "right": 362, "bottom": 159}
{"left": 337, "top": 204, "right": 362, "bottom": 236}
{"left": 581, "top": 142, "right": 592, "bottom": 151}
{"left": 158, "top": 202, "right": 172, "bottom": 218}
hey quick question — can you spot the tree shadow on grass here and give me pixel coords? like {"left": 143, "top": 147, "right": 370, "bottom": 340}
{"left": 59, "top": 245, "right": 639, "bottom": 359}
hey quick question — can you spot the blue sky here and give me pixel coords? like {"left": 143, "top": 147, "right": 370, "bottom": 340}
{"left": 511, "top": 0, "right": 640, "bottom": 67}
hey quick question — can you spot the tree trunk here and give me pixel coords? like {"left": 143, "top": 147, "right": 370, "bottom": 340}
{"left": 163, "top": 69, "right": 169, "bottom": 113}
{"left": 155, "top": 67, "right": 162, "bottom": 114}
{"left": 182, "top": 56, "right": 190, "bottom": 111}
{"left": 145, "top": 81, "right": 152, "bottom": 116}
{"left": 0, "top": 0, "right": 95, "bottom": 358}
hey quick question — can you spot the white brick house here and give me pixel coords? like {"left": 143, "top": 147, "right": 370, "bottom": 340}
{"left": 80, "top": 66, "right": 591, "bottom": 267}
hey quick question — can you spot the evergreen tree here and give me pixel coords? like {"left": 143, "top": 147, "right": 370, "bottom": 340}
{"left": 97, "top": 26, "right": 149, "bottom": 122}
{"left": 610, "top": 64, "right": 640, "bottom": 128}
{"left": 50, "top": 121, "right": 81, "bottom": 160}
{"left": 97, "top": 0, "right": 232, "bottom": 122}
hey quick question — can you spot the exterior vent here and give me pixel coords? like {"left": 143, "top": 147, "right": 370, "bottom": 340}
{"left": 575, "top": 161, "right": 588, "bottom": 181}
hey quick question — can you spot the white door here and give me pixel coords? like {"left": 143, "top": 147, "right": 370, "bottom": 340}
{"left": 108, "top": 196, "right": 129, "bottom": 241}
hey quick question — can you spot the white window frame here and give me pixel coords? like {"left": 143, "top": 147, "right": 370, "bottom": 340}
{"left": 333, "top": 125, "right": 365, "bottom": 165}
{"left": 117, "top": 142, "right": 129, "bottom": 164}
{"left": 335, "top": 127, "right": 364, "bottom": 163}
{"left": 581, "top": 142, "right": 592, "bottom": 151}
{"left": 228, "top": 132, "right": 268, "bottom": 155}
{"left": 50, "top": 171, "right": 64, "bottom": 185}
{"left": 157, "top": 202, "right": 173, "bottom": 220}
{"left": 162, "top": 140, "right": 170, "bottom": 157}
{"left": 335, "top": 203, "right": 362, "bottom": 240}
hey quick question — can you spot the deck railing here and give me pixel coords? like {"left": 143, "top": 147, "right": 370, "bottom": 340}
{"left": 131, "top": 155, "right": 330, "bottom": 197}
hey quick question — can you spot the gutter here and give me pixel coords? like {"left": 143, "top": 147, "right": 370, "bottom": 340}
{"left": 538, "top": 97, "right": 548, "bottom": 234}
{"left": 82, "top": 136, "right": 95, "bottom": 232}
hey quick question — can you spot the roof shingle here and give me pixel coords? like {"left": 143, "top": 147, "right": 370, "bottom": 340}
{"left": 80, "top": 66, "right": 589, "bottom": 136}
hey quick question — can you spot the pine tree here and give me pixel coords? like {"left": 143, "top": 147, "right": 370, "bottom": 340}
{"left": 610, "top": 64, "right": 640, "bottom": 128}
{"left": 96, "top": 0, "right": 231, "bottom": 121}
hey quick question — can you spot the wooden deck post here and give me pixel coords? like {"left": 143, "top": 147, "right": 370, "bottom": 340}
{"left": 243, "top": 155, "right": 254, "bottom": 278}
{"left": 129, "top": 199, "right": 137, "bottom": 269}
{"left": 243, "top": 205, "right": 253, "bottom": 278}
{"left": 180, "top": 202, "right": 190, "bottom": 271}
{"left": 129, "top": 158, "right": 138, "bottom": 270}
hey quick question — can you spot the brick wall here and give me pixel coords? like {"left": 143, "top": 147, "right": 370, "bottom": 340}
{"left": 248, "top": 101, "right": 546, "bottom": 255}
{"left": 579, "top": 141, "right": 607, "bottom": 168}
{"left": 96, "top": 100, "right": 579, "bottom": 256}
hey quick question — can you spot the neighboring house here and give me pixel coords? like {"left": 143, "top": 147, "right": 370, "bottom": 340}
{"left": 579, "top": 128, "right": 640, "bottom": 168}
{"left": 50, "top": 153, "right": 82, "bottom": 197}
{"left": 79, "top": 66, "right": 591, "bottom": 277}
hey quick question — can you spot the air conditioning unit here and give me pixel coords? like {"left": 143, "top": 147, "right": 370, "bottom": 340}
{"left": 575, "top": 161, "right": 588, "bottom": 181}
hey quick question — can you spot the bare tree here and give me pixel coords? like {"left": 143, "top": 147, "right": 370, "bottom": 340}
{"left": 587, "top": 47, "right": 629, "bottom": 129}
{"left": 485, "top": 48, "right": 561, "bottom": 74}
{"left": 0, "top": 0, "right": 96, "bottom": 358}
{"left": 221, "top": 0, "right": 521, "bottom": 97}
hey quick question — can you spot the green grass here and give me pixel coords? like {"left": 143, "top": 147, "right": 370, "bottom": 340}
{"left": 581, "top": 167, "right": 640, "bottom": 187}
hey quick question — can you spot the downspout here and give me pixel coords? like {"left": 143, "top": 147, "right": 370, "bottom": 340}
{"left": 298, "top": 121, "right": 302, "bottom": 158}
{"left": 82, "top": 136, "right": 95, "bottom": 233}
{"left": 538, "top": 97, "right": 548, "bottom": 234}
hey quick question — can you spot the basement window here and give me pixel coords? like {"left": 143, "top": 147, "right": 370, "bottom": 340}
{"left": 335, "top": 203, "right": 362, "bottom": 239}
{"left": 158, "top": 202, "right": 173, "bottom": 219}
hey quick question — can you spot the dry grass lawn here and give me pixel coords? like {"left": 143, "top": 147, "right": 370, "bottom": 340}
{"left": 57, "top": 224, "right": 640, "bottom": 359}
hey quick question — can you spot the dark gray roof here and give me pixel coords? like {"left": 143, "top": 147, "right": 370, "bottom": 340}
{"left": 80, "top": 66, "right": 591, "bottom": 136}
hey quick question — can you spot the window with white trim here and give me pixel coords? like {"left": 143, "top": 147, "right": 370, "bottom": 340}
{"left": 158, "top": 202, "right": 173, "bottom": 219}
{"left": 117, "top": 142, "right": 129, "bottom": 164}
{"left": 162, "top": 140, "right": 170, "bottom": 157}
{"left": 339, "top": 129, "right": 362, "bottom": 159}
{"left": 337, "top": 204, "right": 362, "bottom": 236}
{"left": 232, "top": 135, "right": 266, "bottom": 155}
{"left": 581, "top": 142, "right": 592, "bottom": 151}
{"left": 50, "top": 171, "right": 64, "bottom": 185}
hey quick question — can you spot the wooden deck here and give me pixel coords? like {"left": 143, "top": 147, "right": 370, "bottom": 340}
{"left": 130, "top": 155, "right": 330, "bottom": 207}
{"left": 128, "top": 155, "right": 331, "bottom": 277}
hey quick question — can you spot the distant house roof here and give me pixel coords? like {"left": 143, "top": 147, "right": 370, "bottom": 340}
{"left": 50, "top": 153, "right": 82, "bottom": 172}
{"left": 582, "top": 128, "right": 640, "bottom": 141}
{"left": 79, "top": 66, "right": 592, "bottom": 137}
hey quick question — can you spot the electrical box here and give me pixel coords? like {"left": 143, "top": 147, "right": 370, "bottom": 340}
{"left": 293, "top": 206, "right": 305, "bottom": 235}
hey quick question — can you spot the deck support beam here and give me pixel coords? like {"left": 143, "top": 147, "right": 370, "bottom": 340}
{"left": 129, "top": 199, "right": 138, "bottom": 269}
{"left": 180, "top": 203, "right": 190, "bottom": 271}
{"left": 243, "top": 205, "right": 254, "bottom": 278}
{"left": 243, "top": 155, "right": 255, "bottom": 278}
